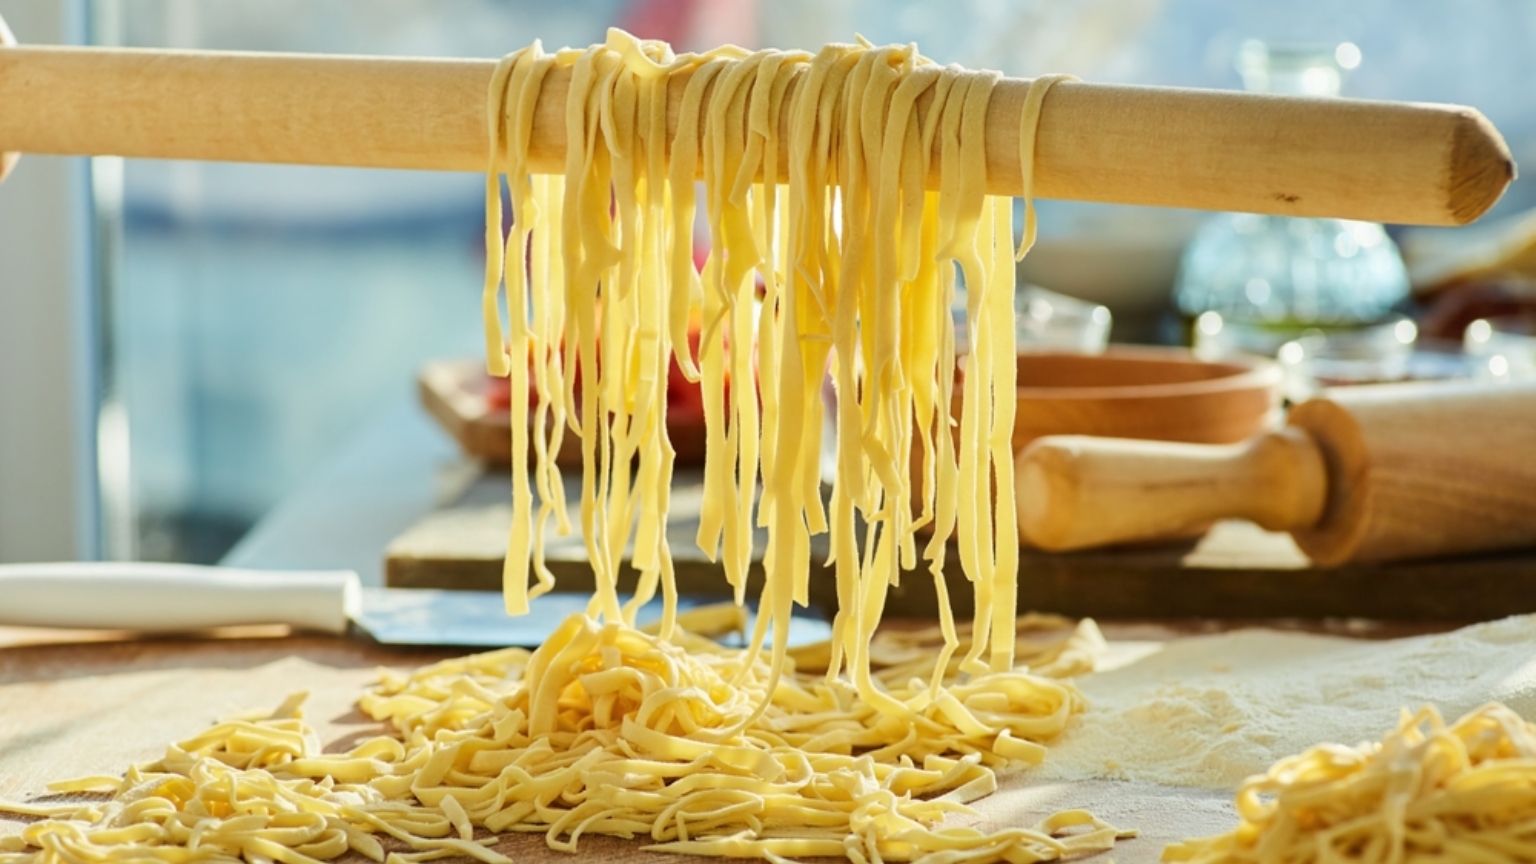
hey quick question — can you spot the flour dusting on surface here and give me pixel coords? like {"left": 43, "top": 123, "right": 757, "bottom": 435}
{"left": 1036, "top": 615, "right": 1536, "bottom": 789}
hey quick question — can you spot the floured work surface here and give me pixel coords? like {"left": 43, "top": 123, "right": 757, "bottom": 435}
{"left": 386, "top": 470, "right": 1536, "bottom": 620}
{"left": 14, "top": 616, "right": 1533, "bottom": 864}
{"left": 0, "top": 624, "right": 1237, "bottom": 864}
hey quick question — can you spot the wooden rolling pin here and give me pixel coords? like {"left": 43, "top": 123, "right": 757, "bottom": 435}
{"left": 0, "top": 15, "right": 1516, "bottom": 225}
{"left": 1017, "top": 380, "right": 1536, "bottom": 565}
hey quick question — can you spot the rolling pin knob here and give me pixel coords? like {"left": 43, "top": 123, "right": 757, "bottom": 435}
{"left": 1288, "top": 380, "right": 1536, "bottom": 566}
{"left": 1017, "top": 427, "right": 1328, "bottom": 552}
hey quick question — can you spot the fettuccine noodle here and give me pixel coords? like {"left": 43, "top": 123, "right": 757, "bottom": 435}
{"left": 1164, "top": 703, "right": 1536, "bottom": 864}
{"left": 0, "top": 615, "right": 1116, "bottom": 864}
{"left": 0, "top": 29, "right": 1126, "bottom": 864}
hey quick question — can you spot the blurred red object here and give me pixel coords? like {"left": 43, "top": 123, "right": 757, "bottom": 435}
{"left": 479, "top": 315, "right": 749, "bottom": 466}
{"left": 485, "top": 371, "right": 512, "bottom": 410}
{"left": 619, "top": 0, "right": 758, "bottom": 53}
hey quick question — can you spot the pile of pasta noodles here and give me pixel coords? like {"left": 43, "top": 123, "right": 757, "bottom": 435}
{"left": 1, "top": 28, "right": 1136, "bottom": 864}
{"left": 486, "top": 28, "right": 1068, "bottom": 688}
{"left": 1164, "top": 703, "right": 1536, "bottom": 864}
{"left": 0, "top": 615, "right": 1119, "bottom": 864}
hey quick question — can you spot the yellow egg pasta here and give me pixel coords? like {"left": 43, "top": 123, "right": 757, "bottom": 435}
{"left": 0, "top": 615, "right": 1120, "bottom": 864}
{"left": 1164, "top": 703, "right": 1536, "bottom": 864}
{"left": 0, "top": 29, "right": 1128, "bottom": 864}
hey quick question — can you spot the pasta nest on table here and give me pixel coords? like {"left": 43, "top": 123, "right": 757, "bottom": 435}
{"left": 1164, "top": 703, "right": 1536, "bottom": 864}
{"left": 1, "top": 615, "right": 1125, "bottom": 864}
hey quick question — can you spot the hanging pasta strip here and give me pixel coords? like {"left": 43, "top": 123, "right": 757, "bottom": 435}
{"left": 942, "top": 70, "right": 1002, "bottom": 678}
{"left": 500, "top": 47, "right": 574, "bottom": 599}
{"left": 567, "top": 46, "right": 628, "bottom": 622}
{"left": 826, "top": 45, "right": 879, "bottom": 687}
{"left": 802, "top": 44, "right": 861, "bottom": 683}
{"left": 486, "top": 47, "right": 528, "bottom": 612}
{"left": 700, "top": 50, "right": 768, "bottom": 605}
{"left": 530, "top": 169, "right": 571, "bottom": 597}
{"left": 846, "top": 47, "right": 924, "bottom": 718}
{"left": 720, "top": 56, "right": 770, "bottom": 611}
{"left": 984, "top": 194, "right": 1019, "bottom": 672}
{"left": 481, "top": 48, "right": 520, "bottom": 380}
{"left": 671, "top": 59, "right": 730, "bottom": 577}
{"left": 865, "top": 54, "right": 947, "bottom": 706}
{"left": 744, "top": 55, "right": 804, "bottom": 531}
{"left": 1015, "top": 75, "right": 1073, "bottom": 261}
{"left": 601, "top": 53, "right": 656, "bottom": 625}
{"left": 741, "top": 43, "right": 846, "bottom": 693}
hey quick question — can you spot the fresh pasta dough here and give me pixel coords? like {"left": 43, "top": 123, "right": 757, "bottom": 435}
{"left": 485, "top": 27, "right": 1075, "bottom": 706}
{"left": 0, "top": 614, "right": 1118, "bottom": 864}
{"left": 0, "top": 28, "right": 1122, "bottom": 864}
{"left": 1163, "top": 703, "right": 1536, "bottom": 864}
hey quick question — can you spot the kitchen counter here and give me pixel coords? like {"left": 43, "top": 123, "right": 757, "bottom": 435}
{"left": 0, "top": 623, "right": 1251, "bottom": 864}
{"left": 9, "top": 398, "right": 1494, "bottom": 862}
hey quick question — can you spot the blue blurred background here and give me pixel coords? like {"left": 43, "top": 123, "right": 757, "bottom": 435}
{"left": 89, "top": 0, "right": 1536, "bottom": 562}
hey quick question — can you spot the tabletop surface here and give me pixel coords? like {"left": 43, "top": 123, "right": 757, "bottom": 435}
{"left": 31, "top": 397, "right": 1501, "bottom": 862}
{"left": 0, "top": 622, "right": 1256, "bottom": 864}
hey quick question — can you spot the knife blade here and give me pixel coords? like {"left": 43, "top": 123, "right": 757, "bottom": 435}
{"left": 0, "top": 562, "right": 832, "bottom": 648}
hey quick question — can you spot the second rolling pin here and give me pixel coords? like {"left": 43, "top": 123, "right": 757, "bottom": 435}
{"left": 1017, "top": 380, "right": 1536, "bottom": 565}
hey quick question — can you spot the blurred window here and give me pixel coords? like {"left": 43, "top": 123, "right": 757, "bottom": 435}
{"left": 92, "top": 0, "right": 1536, "bottom": 562}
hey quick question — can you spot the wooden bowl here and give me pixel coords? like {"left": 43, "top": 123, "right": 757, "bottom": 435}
{"left": 916, "top": 347, "right": 1281, "bottom": 542}
{"left": 1004, "top": 346, "right": 1282, "bottom": 450}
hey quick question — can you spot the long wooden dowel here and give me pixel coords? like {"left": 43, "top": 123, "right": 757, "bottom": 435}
{"left": 0, "top": 44, "right": 1515, "bottom": 225}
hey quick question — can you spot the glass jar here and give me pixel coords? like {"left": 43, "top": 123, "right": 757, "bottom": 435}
{"left": 1175, "top": 41, "right": 1412, "bottom": 358}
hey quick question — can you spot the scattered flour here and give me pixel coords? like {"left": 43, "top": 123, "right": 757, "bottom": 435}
{"left": 1036, "top": 615, "right": 1536, "bottom": 790}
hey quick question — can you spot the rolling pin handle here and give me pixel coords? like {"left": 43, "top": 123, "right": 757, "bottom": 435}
{"left": 1016, "top": 427, "right": 1329, "bottom": 552}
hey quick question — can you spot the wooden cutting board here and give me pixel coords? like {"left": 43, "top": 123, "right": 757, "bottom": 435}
{"left": 385, "top": 469, "right": 1536, "bottom": 621}
{"left": 0, "top": 626, "right": 1244, "bottom": 864}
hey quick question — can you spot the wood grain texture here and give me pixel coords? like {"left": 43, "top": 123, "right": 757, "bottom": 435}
{"left": 0, "top": 628, "right": 1243, "bottom": 864}
{"left": 384, "top": 469, "right": 1536, "bottom": 621}
{"left": 1017, "top": 427, "right": 1327, "bottom": 551}
{"left": 1013, "top": 380, "right": 1536, "bottom": 565}
{"left": 1290, "top": 380, "right": 1536, "bottom": 565}
{"left": 1004, "top": 349, "right": 1283, "bottom": 453}
{"left": 0, "top": 45, "right": 1513, "bottom": 224}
